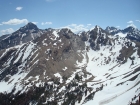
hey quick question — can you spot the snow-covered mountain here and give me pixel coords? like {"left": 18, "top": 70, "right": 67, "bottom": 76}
{"left": 0, "top": 22, "right": 47, "bottom": 50}
{"left": 105, "top": 26, "right": 121, "bottom": 35}
{"left": 105, "top": 26, "right": 140, "bottom": 42}
{"left": 0, "top": 24, "right": 139, "bottom": 105}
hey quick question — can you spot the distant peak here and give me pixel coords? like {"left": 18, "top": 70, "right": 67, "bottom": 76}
{"left": 124, "top": 26, "right": 136, "bottom": 32}
{"left": 60, "top": 28, "right": 73, "bottom": 33}
{"left": 126, "top": 26, "right": 136, "bottom": 30}
{"left": 95, "top": 25, "right": 100, "bottom": 28}
{"left": 106, "top": 26, "right": 118, "bottom": 30}
{"left": 20, "top": 22, "right": 39, "bottom": 31}
{"left": 26, "top": 22, "right": 37, "bottom": 27}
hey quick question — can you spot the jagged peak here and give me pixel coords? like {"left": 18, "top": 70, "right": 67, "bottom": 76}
{"left": 19, "top": 22, "right": 39, "bottom": 31}
{"left": 127, "top": 24, "right": 137, "bottom": 29}
{"left": 90, "top": 25, "right": 106, "bottom": 33}
{"left": 106, "top": 26, "right": 118, "bottom": 30}
{"left": 94, "top": 25, "right": 101, "bottom": 29}
{"left": 125, "top": 26, "right": 136, "bottom": 30}
{"left": 122, "top": 26, "right": 139, "bottom": 34}
{"left": 26, "top": 22, "right": 36, "bottom": 25}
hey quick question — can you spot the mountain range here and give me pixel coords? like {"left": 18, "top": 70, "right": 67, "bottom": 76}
{"left": 0, "top": 23, "right": 139, "bottom": 105}
{"left": 105, "top": 26, "right": 140, "bottom": 41}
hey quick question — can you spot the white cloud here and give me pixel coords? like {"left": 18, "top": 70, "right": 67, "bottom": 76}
{"left": 2, "top": 18, "right": 28, "bottom": 25}
{"left": 32, "top": 22, "right": 38, "bottom": 24}
{"left": 136, "top": 20, "right": 140, "bottom": 22}
{"left": 41, "top": 22, "right": 52, "bottom": 25}
{"left": 0, "top": 24, "right": 3, "bottom": 26}
{"left": 0, "top": 28, "right": 14, "bottom": 35}
{"left": 16, "top": 7, "right": 23, "bottom": 11}
{"left": 61, "top": 24, "right": 94, "bottom": 33}
{"left": 127, "top": 20, "right": 137, "bottom": 28}
{"left": 127, "top": 20, "right": 133, "bottom": 24}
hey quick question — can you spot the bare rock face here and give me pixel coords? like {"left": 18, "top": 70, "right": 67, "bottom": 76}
{"left": 80, "top": 31, "right": 88, "bottom": 41}
{"left": 86, "top": 26, "right": 110, "bottom": 50}
{"left": 0, "top": 28, "right": 85, "bottom": 81}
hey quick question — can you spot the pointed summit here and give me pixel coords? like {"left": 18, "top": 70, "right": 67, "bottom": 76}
{"left": 0, "top": 22, "right": 44, "bottom": 50}
{"left": 20, "top": 22, "right": 39, "bottom": 31}
{"left": 123, "top": 26, "right": 136, "bottom": 33}
{"left": 105, "top": 26, "right": 121, "bottom": 35}
{"left": 105, "top": 26, "right": 118, "bottom": 32}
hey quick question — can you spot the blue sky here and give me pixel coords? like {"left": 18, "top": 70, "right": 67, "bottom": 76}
{"left": 0, "top": 0, "right": 140, "bottom": 35}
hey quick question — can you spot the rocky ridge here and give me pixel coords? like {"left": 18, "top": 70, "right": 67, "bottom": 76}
{"left": 105, "top": 26, "right": 140, "bottom": 42}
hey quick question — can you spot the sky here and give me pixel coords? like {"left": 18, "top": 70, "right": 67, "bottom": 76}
{"left": 0, "top": 0, "right": 140, "bottom": 35}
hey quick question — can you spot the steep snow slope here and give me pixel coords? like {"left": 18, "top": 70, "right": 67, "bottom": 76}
{"left": 82, "top": 35, "right": 140, "bottom": 105}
